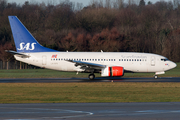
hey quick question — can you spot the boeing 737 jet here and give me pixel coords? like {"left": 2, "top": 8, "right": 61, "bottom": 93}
{"left": 7, "top": 16, "right": 177, "bottom": 80}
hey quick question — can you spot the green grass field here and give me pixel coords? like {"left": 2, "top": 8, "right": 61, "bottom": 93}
{"left": 0, "top": 83, "right": 180, "bottom": 103}
{"left": 0, "top": 63, "right": 179, "bottom": 104}
{"left": 0, "top": 63, "right": 179, "bottom": 78}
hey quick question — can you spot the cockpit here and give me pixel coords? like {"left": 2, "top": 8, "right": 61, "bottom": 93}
{"left": 161, "top": 58, "right": 169, "bottom": 61}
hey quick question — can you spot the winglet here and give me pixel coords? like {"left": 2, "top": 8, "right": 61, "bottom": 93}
{"left": 8, "top": 16, "right": 58, "bottom": 53}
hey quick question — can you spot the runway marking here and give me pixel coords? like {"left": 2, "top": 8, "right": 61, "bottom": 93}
{"left": 84, "top": 109, "right": 180, "bottom": 118}
{"left": 1, "top": 107, "right": 93, "bottom": 120}
{"left": 137, "top": 110, "right": 180, "bottom": 114}
{"left": 42, "top": 109, "right": 93, "bottom": 119}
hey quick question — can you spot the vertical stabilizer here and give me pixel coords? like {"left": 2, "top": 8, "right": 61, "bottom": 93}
{"left": 8, "top": 16, "right": 57, "bottom": 53}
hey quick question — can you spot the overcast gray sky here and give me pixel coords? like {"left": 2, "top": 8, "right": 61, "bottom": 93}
{"left": 8, "top": 0, "right": 90, "bottom": 6}
{"left": 7, "top": 0, "right": 171, "bottom": 6}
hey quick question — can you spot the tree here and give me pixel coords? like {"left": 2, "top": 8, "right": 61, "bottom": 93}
{"left": 148, "top": 1, "right": 152, "bottom": 5}
{"left": 139, "top": 0, "right": 145, "bottom": 6}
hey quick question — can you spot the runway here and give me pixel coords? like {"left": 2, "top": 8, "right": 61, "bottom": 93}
{"left": 0, "top": 77, "right": 180, "bottom": 83}
{"left": 1, "top": 102, "right": 180, "bottom": 120}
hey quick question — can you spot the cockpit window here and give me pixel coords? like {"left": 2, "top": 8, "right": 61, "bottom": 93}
{"left": 161, "top": 58, "right": 169, "bottom": 61}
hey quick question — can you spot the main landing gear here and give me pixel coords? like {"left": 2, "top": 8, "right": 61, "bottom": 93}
{"left": 88, "top": 74, "right": 95, "bottom": 80}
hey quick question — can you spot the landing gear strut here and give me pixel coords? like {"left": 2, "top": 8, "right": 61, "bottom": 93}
{"left": 88, "top": 74, "right": 95, "bottom": 80}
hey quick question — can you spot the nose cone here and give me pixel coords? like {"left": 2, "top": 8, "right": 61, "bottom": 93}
{"left": 171, "top": 62, "right": 177, "bottom": 69}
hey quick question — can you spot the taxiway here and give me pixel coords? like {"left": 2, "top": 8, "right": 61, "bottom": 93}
{"left": 0, "top": 77, "right": 180, "bottom": 83}
{"left": 1, "top": 102, "right": 180, "bottom": 120}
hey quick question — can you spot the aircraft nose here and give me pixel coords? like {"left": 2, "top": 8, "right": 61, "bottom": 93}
{"left": 171, "top": 62, "right": 177, "bottom": 69}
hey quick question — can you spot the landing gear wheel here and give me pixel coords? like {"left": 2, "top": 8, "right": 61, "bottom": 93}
{"left": 154, "top": 75, "right": 158, "bottom": 79}
{"left": 88, "top": 74, "right": 95, "bottom": 80}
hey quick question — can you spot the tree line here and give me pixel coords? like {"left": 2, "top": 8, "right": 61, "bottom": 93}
{"left": 0, "top": 0, "right": 180, "bottom": 63}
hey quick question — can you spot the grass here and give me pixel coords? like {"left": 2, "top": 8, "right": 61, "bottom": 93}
{"left": 0, "top": 83, "right": 180, "bottom": 103}
{"left": 0, "top": 63, "right": 179, "bottom": 79}
{"left": 0, "top": 63, "right": 179, "bottom": 103}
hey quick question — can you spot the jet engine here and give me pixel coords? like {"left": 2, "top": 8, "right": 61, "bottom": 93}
{"left": 101, "top": 66, "right": 124, "bottom": 77}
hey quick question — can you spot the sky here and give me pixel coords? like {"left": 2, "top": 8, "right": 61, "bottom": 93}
{"left": 8, "top": 0, "right": 90, "bottom": 6}
{"left": 7, "top": 0, "right": 172, "bottom": 6}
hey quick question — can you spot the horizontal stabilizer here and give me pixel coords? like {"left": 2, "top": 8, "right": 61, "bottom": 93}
{"left": 5, "top": 50, "right": 30, "bottom": 58}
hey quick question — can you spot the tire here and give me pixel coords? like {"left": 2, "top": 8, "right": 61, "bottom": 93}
{"left": 88, "top": 74, "right": 95, "bottom": 80}
{"left": 154, "top": 75, "right": 158, "bottom": 79}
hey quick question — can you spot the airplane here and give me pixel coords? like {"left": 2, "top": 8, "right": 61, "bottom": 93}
{"left": 6, "top": 16, "right": 177, "bottom": 80}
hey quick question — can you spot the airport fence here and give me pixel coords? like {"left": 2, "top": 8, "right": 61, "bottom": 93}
{"left": 0, "top": 61, "right": 40, "bottom": 70}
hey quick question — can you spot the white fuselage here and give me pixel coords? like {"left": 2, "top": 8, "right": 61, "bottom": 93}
{"left": 8, "top": 16, "right": 177, "bottom": 78}
{"left": 14, "top": 52, "right": 177, "bottom": 75}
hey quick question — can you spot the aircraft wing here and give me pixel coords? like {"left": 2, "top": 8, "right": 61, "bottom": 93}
{"left": 67, "top": 60, "right": 106, "bottom": 70}
{"left": 5, "top": 50, "right": 30, "bottom": 58}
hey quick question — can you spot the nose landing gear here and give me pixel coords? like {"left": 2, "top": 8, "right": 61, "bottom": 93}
{"left": 154, "top": 72, "right": 165, "bottom": 79}
{"left": 154, "top": 75, "right": 158, "bottom": 79}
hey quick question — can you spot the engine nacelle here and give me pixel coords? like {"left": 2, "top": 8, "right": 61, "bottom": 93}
{"left": 101, "top": 66, "right": 124, "bottom": 77}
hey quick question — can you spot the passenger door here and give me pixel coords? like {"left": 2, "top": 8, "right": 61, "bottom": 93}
{"left": 151, "top": 56, "right": 155, "bottom": 66}
{"left": 42, "top": 56, "right": 47, "bottom": 65}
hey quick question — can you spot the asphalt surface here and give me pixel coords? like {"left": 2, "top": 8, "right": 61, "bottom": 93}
{"left": 0, "top": 77, "right": 180, "bottom": 83}
{"left": 1, "top": 103, "right": 180, "bottom": 120}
